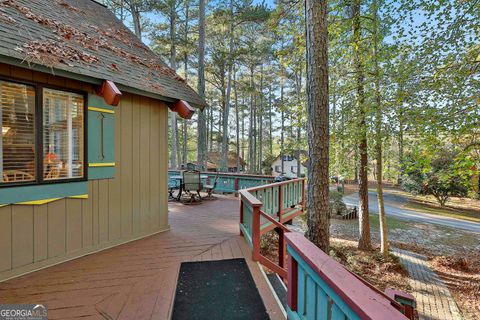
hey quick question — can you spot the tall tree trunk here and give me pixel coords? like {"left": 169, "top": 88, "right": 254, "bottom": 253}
{"left": 353, "top": 0, "right": 371, "bottom": 251}
{"left": 196, "top": 0, "right": 207, "bottom": 170}
{"left": 280, "top": 74, "right": 285, "bottom": 174}
{"left": 295, "top": 70, "right": 302, "bottom": 177}
{"left": 182, "top": 1, "right": 189, "bottom": 165}
{"left": 373, "top": 0, "right": 388, "bottom": 257}
{"left": 248, "top": 66, "right": 254, "bottom": 172}
{"left": 221, "top": 0, "right": 235, "bottom": 172}
{"left": 241, "top": 96, "right": 246, "bottom": 163}
{"left": 268, "top": 85, "right": 273, "bottom": 157}
{"left": 234, "top": 66, "right": 241, "bottom": 172}
{"left": 130, "top": 3, "right": 142, "bottom": 39}
{"left": 258, "top": 64, "right": 264, "bottom": 173}
{"left": 169, "top": 2, "right": 178, "bottom": 169}
{"left": 398, "top": 104, "right": 404, "bottom": 185}
{"left": 253, "top": 93, "right": 257, "bottom": 173}
{"left": 305, "top": 0, "right": 330, "bottom": 253}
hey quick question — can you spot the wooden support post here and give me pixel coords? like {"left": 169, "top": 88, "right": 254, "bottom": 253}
{"left": 301, "top": 179, "right": 306, "bottom": 211}
{"left": 239, "top": 197, "right": 244, "bottom": 236}
{"left": 251, "top": 205, "right": 261, "bottom": 261}
{"left": 287, "top": 252, "right": 298, "bottom": 312}
{"left": 276, "top": 227, "right": 286, "bottom": 271}
{"left": 278, "top": 184, "right": 283, "bottom": 223}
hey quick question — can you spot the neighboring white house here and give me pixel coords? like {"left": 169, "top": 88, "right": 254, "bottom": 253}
{"left": 271, "top": 155, "right": 307, "bottom": 178}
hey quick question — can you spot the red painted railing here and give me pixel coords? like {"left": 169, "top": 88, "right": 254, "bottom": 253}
{"left": 239, "top": 178, "right": 416, "bottom": 320}
{"left": 286, "top": 233, "right": 411, "bottom": 319}
{"left": 239, "top": 178, "right": 306, "bottom": 278}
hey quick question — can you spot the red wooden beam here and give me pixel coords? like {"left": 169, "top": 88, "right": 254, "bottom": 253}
{"left": 96, "top": 80, "right": 122, "bottom": 106}
{"left": 287, "top": 254, "right": 298, "bottom": 312}
{"left": 170, "top": 100, "right": 195, "bottom": 119}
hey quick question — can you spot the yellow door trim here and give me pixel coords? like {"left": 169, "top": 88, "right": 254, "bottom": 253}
{"left": 88, "top": 107, "right": 115, "bottom": 114}
{"left": 16, "top": 198, "right": 62, "bottom": 205}
{"left": 89, "top": 163, "right": 116, "bottom": 167}
{"left": 69, "top": 194, "right": 89, "bottom": 199}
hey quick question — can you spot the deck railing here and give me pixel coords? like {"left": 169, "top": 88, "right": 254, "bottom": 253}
{"left": 168, "top": 170, "right": 275, "bottom": 193}
{"left": 239, "top": 178, "right": 415, "bottom": 320}
{"left": 239, "top": 178, "right": 306, "bottom": 279}
{"left": 286, "top": 233, "right": 409, "bottom": 320}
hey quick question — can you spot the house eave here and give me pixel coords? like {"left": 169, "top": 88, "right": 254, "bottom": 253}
{"left": 0, "top": 54, "right": 179, "bottom": 105}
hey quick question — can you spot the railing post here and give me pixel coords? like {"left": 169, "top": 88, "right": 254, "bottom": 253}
{"left": 239, "top": 196, "right": 244, "bottom": 236}
{"left": 287, "top": 252, "right": 298, "bottom": 312}
{"left": 278, "top": 184, "right": 283, "bottom": 223}
{"left": 234, "top": 177, "right": 239, "bottom": 197}
{"left": 251, "top": 204, "right": 261, "bottom": 261}
{"left": 275, "top": 227, "right": 286, "bottom": 272}
{"left": 301, "top": 179, "right": 306, "bottom": 211}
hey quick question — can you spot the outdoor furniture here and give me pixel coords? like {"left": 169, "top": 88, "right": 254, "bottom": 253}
{"left": 170, "top": 173, "right": 208, "bottom": 201}
{"left": 181, "top": 170, "right": 203, "bottom": 203}
{"left": 203, "top": 174, "right": 219, "bottom": 199}
{"left": 168, "top": 178, "right": 180, "bottom": 200}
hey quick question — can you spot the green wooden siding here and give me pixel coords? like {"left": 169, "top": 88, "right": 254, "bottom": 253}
{"left": 88, "top": 93, "right": 116, "bottom": 179}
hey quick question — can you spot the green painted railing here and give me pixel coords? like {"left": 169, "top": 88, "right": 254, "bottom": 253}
{"left": 239, "top": 178, "right": 415, "bottom": 320}
{"left": 286, "top": 233, "right": 411, "bottom": 320}
{"left": 239, "top": 178, "right": 306, "bottom": 278}
{"left": 168, "top": 170, "right": 275, "bottom": 193}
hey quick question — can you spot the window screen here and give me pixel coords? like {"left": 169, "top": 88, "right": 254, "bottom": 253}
{"left": 43, "top": 89, "right": 84, "bottom": 180}
{"left": 0, "top": 81, "right": 36, "bottom": 184}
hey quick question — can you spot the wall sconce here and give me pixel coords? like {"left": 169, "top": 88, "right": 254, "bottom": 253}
{"left": 2, "top": 126, "right": 10, "bottom": 135}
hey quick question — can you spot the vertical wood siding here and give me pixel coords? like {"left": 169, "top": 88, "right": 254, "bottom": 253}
{"left": 0, "top": 65, "right": 169, "bottom": 281}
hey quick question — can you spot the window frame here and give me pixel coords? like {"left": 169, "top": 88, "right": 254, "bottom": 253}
{"left": 0, "top": 76, "right": 88, "bottom": 188}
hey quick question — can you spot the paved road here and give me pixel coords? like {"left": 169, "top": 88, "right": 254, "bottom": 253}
{"left": 343, "top": 190, "right": 480, "bottom": 233}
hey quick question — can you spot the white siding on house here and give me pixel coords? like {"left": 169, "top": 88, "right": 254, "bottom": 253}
{"left": 271, "top": 156, "right": 306, "bottom": 178}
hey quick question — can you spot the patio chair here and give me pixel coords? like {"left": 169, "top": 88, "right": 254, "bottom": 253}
{"left": 168, "top": 178, "right": 179, "bottom": 200}
{"left": 203, "top": 174, "right": 219, "bottom": 199}
{"left": 182, "top": 170, "right": 202, "bottom": 203}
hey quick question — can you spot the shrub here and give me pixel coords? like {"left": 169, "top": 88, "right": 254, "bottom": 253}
{"left": 402, "top": 148, "right": 469, "bottom": 206}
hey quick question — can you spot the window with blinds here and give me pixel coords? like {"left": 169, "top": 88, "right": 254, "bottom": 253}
{"left": 0, "top": 80, "right": 36, "bottom": 184}
{"left": 43, "top": 89, "right": 84, "bottom": 180}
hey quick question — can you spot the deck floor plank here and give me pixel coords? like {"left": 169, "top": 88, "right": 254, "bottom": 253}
{"left": 0, "top": 196, "right": 284, "bottom": 320}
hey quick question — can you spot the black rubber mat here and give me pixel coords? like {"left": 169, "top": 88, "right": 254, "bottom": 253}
{"left": 266, "top": 273, "right": 287, "bottom": 311}
{"left": 172, "top": 258, "right": 270, "bottom": 320}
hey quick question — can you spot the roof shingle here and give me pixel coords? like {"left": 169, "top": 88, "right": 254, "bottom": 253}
{"left": 0, "top": 0, "right": 206, "bottom": 107}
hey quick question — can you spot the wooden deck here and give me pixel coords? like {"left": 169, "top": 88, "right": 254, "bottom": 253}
{"left": 0, "top": 196, "right": 285, "bottom": 320}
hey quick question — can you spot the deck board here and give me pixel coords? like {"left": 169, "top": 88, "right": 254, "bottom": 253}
{"left": 0, "top": 196, "right": 284, "bottom": 320}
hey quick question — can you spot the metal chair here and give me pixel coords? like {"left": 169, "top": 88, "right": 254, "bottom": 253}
{"left": 182, "top": 170, "right": 202, "bottom": 203}
{"left": 203, "top": 174, "right": 219, "bottom": 199}
{"left": 168, "top": 178, "right": 180, "bottom": 200}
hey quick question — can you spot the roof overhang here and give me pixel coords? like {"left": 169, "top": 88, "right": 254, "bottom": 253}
{"left": 0, "top": 55, "right": 205, "bottom": 109}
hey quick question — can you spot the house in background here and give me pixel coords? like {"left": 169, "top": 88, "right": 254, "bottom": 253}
{"left": 0, "top": 0, "right": 205, "bottom": 281}
{"left": 206, "top": 151, "right": 246, "bottom": 172}
{"left": 271, "top": 154, "right": 307, "bottom": 178}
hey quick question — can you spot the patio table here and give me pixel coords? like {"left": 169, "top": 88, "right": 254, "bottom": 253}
{"left": 170, "top": 174, "right": 209, "bottom": 201}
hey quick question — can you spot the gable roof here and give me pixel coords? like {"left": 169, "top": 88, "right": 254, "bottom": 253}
{"left": 207, "top": 151, "right": 246, "bottom": 168}
{"left": 0, "top": 0, "right": 206, "bottom": 108}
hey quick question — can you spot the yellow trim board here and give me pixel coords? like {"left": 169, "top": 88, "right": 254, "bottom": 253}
{"left": 88, "top": 107, "right": 115, "bottom": 114}
{"left": 69, "top": 194, "right": 89, "bottom": 199}
{"left": 89, "top": 163, "right": 116, "bottom": 167}
{"left": 16, "top": 198, "right": 62, "bottom": 205}
{"left": 0, "top": 204, "right": 7, "bottom": 208}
